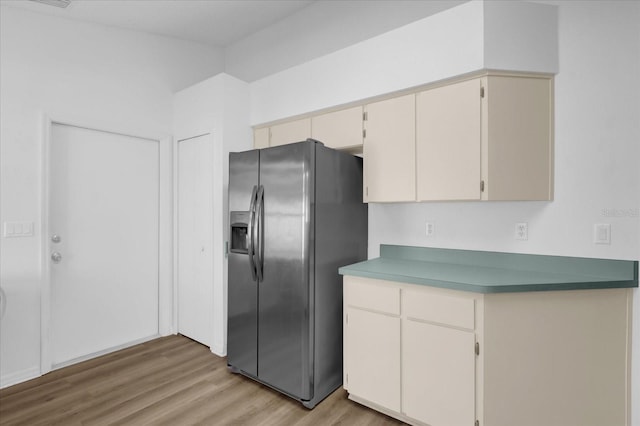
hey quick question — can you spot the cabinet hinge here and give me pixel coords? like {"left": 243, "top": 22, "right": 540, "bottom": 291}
{"left": 475, "top": 421, "right": 480, "bottom": 426}
{"left": 480, "top": 180, "right": 485, "bottom": 192}
{"left": 475, "top": 342, "right": 480, "bottom": 356}
{"left": 346, "top": 313, "right": 349, "bottom": 324}
{"left": 363, "top": 111, "right": 368, "bottom": 121}
{"left": 363, "top": 128, "right": 367, "bottom": 138}
{"left": 346, "top": 373, "right": 349, "bottom": 385}
{"left": 480, "top": 86, "right": 485, "bottom": 98}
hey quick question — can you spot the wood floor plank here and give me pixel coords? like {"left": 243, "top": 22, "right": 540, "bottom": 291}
{"left": 0, "top": 335, "right": 404, "bottom": 425}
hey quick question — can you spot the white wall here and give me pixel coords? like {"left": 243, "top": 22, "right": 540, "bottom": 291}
{"left": 225, "top": 0, "right": 466, "bottom": 82}
{"left": 173, "top": 73, "right": 251, "bottom": 355}
{"left": 250, "top": 1, "right": 483, "bottom": 124}
{"left": 0, "top": 5, "right": 224, "bottom": 387}
{"left": 248, "top": 0, "right": 640, "bottom": 423}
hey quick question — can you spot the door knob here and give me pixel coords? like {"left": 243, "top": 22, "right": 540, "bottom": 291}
{"left": 51, "top": 234, "right": 62, "bottom": 243}
{"left": 51, "top": 252, "right": 62, "bottom": 263}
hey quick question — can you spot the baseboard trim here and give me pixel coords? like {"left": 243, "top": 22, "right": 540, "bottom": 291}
{"left": 1, "top": 366, "right": 41, "bottom": 389}
{"left": 52, "top": 334, "right": 160, "bottom": 371}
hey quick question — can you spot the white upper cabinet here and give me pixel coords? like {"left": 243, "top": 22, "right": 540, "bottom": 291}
{"left": 481, "top": 75, "right": 553, "bottom": 201}
{"left": 363, "top": 94, "right": 416, "bottom": 203}
{"left": 416, "top": 74, "right": 553, "bottom": 202}
{"left": 253, "top": 127, "right": 269, "bottom": 149}
{"left": 311, "top": 106, "right": 363, "bottom": 151}
{"left": 252, "top": 72, "right": 553, "bottom": 202}
{"left": 269, "top": 118, "right": 311, "bottom": 147}
{"left": 417, "top": 78, "right": 482, "bottom": 201}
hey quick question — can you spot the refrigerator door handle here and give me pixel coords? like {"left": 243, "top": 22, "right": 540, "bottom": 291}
{"left": 248, "top": 185, "right": 258, "bottom": 282}
{"left": 255, "top": 185, "right": 265, "bottom": 281}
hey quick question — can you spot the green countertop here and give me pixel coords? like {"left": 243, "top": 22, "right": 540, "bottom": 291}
{"left": 338, "top": 245, "right": 638, "bottom": 294}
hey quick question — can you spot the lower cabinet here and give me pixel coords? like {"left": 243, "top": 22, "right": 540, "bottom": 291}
{"left": 343, "top": 275, "right": 632, "bottom": 426}
{"left": 403, "top": 320, "right": 475, "bottom": 426}
{"left": 344, "top": 275, "right": 477, "bottom": 425}
{"left": 345, "top": 308, "right": 400, "bottom": 412}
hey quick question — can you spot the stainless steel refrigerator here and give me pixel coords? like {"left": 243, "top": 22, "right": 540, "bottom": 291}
{"left": 227, "top": 139, "right": 367, "bottom": 408}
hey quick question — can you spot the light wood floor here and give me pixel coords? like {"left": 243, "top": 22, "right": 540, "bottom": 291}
{"left": 0, "top": 335, "right": 405, "bottom": 425}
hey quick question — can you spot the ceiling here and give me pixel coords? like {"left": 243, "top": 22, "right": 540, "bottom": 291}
{"left": 0, "top": 0, "right": 317, "bottom": 47}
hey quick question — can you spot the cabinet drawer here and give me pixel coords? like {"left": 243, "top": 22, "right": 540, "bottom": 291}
{"left": 345, "top": 277, "right": 400, "bottom": 316}
{"left": 404, "top": 290, "right": 475, "bottom": 330}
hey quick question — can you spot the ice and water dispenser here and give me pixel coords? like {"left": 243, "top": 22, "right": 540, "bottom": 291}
{"left": 230, "top": 211, "right": 249, "bottom": 254}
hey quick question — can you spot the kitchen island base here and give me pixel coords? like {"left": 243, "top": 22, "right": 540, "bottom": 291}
{"left": 340, "top": 246, "right": 637, "bottom": 426}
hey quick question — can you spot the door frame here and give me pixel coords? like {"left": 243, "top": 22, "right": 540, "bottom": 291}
{"left": 39, "top": 113, "right": 170, "bottom": 374}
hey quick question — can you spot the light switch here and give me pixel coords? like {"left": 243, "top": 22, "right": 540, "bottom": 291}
{"left": 3, "top": 221, "right": 34, "bottom": 238}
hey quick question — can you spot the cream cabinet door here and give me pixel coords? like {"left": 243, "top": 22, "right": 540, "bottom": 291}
{"left": 311, "top": 106, "right": 363, "bottom": 150}
{"left": 416, "top": 78, "right": 482, "bottom": 201}
{"left": 253, "top": 127, "right": 270, "bottom": 149}
{"left": 270, "top": 118, "right": 311, "bottom": 147}
{"left": 403, "top": 320, "right": 476, "bottom": 426}
{"left": 483, "top": 76, "right": 553, "bottom": 201}
{"left": 363, "top": 94, "right": 415, "bottom": 202}
{"left": 346, "top": 307, "right": 401, "bottom": 412}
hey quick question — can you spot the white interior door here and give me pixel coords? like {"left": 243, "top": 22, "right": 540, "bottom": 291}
{"left": 49, "top": 123, "right": 159, "bottom": 367}
{"left": 177, "top": 134, "right": 214, "bottom": 347}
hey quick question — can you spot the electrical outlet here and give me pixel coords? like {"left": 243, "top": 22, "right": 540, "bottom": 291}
{"left": 425, "top": 222, "right": 435, "bottom": 237}
{"left": 515, "top": 222, "right": 528, "bottom": 240}
{"left": 594, "top": 223, "right": 611, "bottom": 244}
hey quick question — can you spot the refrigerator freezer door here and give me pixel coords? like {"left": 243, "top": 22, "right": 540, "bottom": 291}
{"left": 227, "top": 150, "right": 260, "bottom": 377}
{"left": 258, "top": 141, "right": 315, "bottom": 400}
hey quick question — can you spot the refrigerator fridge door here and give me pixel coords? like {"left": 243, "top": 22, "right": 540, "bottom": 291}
{"left": 258, "top": 141, "right": 315, "bottom": 401}
{"left": 227, "top": 150, "right": 260, "bottom": 377}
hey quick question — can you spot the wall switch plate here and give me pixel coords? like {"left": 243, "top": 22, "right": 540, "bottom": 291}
{"left": 515, "top": 222, "right": 528, "bottom": 240}
{"left": 425, "top": 222, "right": 435, "bottom": 237}
{"left": 3, "top": 221, "right": 34, "bottom": 238}
{"left": 594, "top": 223, "right": 611, "bottom": 244}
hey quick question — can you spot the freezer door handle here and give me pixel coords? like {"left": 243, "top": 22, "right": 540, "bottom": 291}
{"left": 255, "top": 185, "right": 265, "bottom": 281}
{"left": 248, "top": 185, "right": 258, "bottom": 281}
